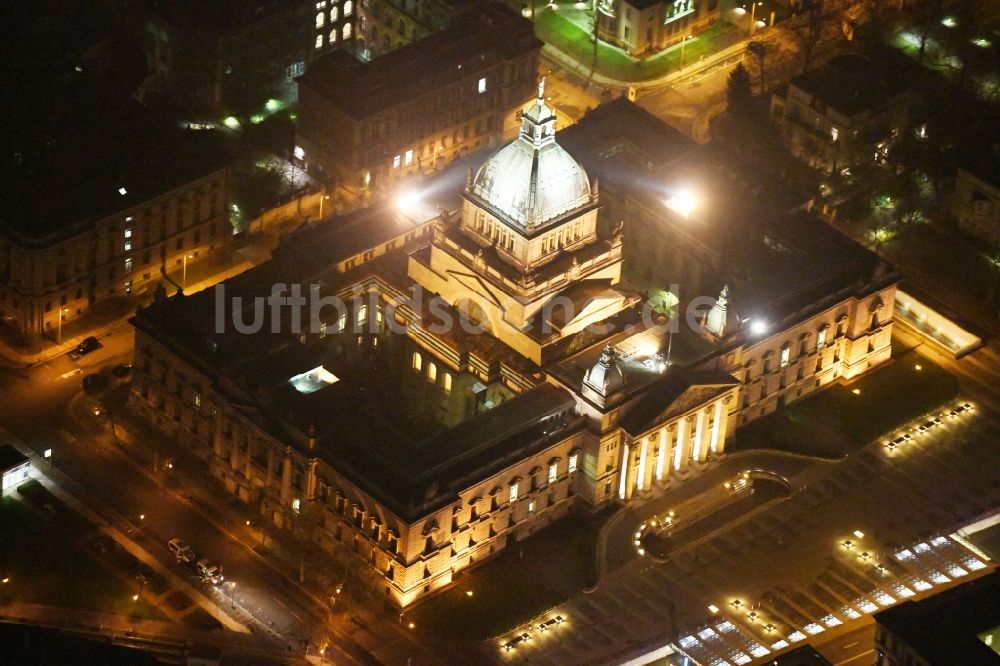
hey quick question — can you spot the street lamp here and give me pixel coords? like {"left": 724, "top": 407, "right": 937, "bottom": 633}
{"left": 748, "top": 1, "right": 763, "bottom": 36}
{"left": 679, "top": 34, "right": 694, "bottom": 68}
{"left": 182, "top": 253, "right": 194, "bottom": 289}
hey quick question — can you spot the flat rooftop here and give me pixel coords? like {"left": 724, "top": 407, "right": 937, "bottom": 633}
{"left": 298, "top": 2, "right": 541, "bottom": 119}
{"left": 788, "top": 51, "right": 913, "bottom": 118}
{"left": 0, "top": 82, "right": 229, "bottom": 247}
{"left": 0, "top": 444, "right": 28, "bottom": 472}
{"left": 875, "top": 571, "right": 1000, "bottom": 665}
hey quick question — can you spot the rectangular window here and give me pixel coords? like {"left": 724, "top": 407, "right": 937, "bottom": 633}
{"left": 477, "top": 77, "right": 487, "bottom": 94}
{"left": 337, "top": 313, "right": 346, "bottom": 332}
{"left": 780, "top": 347, "right": 790, "bottom": 368}
{"left": 124, "top": 240, "right": 132, "bottom": 252}
{"left": 528, "top": 500, "right": 535, "bottom": 513}
{"left": 124, "top": 228, "right": 132, "bottom": 239}
{"left": 404, "top": 149, "right": 414, "bottom": 166}
{"left": 392, "top": 155, "right": 401, "bottom": 168}
{"left": 548, "top": 463, "right": 557, "bottom": 484}
{"left": 124, "top": 257, "right": 133, "bottom": 273}
{"left": 509, "top": 483, "right": 518, "bottom": 503}
{"left": 568, "top": 453, "right": 578, "bottom": 473}
{"left": 817, "top": 327, "right": 827, "bottom": 349}
{"left": 194, "top": 393, "right": 202, "bottom": 408}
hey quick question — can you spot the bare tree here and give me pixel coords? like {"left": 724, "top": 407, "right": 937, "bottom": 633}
{"left": 785, "top": 0, "right": 841, "bottom": 73}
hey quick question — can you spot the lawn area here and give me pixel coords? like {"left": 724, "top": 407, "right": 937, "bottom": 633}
{"left": 410, "top": 512, "right": 603, "bottom": 642}
{"left": 0, "top": 490, "right": 168, "bottom": 623}
{"left": 733, "top": 345, "right": 959, "bottom": 458}
{"left": 535, "top": 9, "right": 734, "bottom": 82}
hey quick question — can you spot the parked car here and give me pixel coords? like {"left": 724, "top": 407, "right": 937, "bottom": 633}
{"left": 111, "top": 363, "right": 132, "bottom": 378}
{"left": 503, "top": 633, "right": 531, "bottom": 651}
{"left": 196, "top": 558, "right": 224, "bottom": 585}
{"left": 69, "top": 336, "right": 102, "bottom": 359}
{"left": 168, "top": 538, "right": 196, "bottom": 563}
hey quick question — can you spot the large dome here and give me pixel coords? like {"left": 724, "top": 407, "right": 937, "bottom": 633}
{"left": 469, "top": 80, "right": 591, "bottom": 232}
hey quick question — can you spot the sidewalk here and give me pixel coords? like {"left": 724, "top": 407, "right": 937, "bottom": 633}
{"left": 541, "top": 18, "right": 752, "bottom": 90}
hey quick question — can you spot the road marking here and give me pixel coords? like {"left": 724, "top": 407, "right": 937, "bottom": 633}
{"left": 834, "top": 649, "right": 875, "bottom": 666}
{"left": 61, "top": 368, "right": 82, "bottom": 379}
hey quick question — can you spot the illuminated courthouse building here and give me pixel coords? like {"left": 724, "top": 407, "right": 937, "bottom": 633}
{"left": 296, "top": 2, "right": 541, "bottom": 197}
{"left": 129, "top": 93, "right": 896, "bottom": 606}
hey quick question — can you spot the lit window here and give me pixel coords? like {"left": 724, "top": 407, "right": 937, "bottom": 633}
{"left": 124, "top": 240, "right": 132, "bottom": 252}
{"left": 343, "top": 23, "right": 351, "bottom": 40}
{"left": 292, "top": 498, "right": 301, "bottom": 513}
{"left": 315, "top": 0, "right": 327, "bottom": 9}
{"left": 528, "top": 500, "right": 535, "bottom": 513}
{"left": 780, "top": 347, "right": 790, "bottom": 368}
{"left": 124, "top": 257, "right": 133, "bottom": 273}
{"left": 344, "top": 0, "right": 353, "bottom": 15}
{"left": 831, "top": 127, "right": 839, "bottom": 142}
{"left": 356, "top": 304, "right": 367, "bottom": 325}
{"left": 316, "top": 11, "right": 325, "bottom": 28}
{"left": 124, "top": 228, "right": 132, "bottom": 239}
{"left": 315, "top": 34, "right": 324, "bottom": 49}
{"left": 393, "top": 155, "right": 401, "bottom": 169}
{"left": 319, "top": 322, "right": 328, "bottom": 337}
{"left": 412, "top": 351, "right": 422, "bottom": 371}
{"left": 817, "top": 327, "right": 827, "bottom": 349}
{"left": 427, "top": 362, "right": 437, "bottom": 383}
{"left": 442, "top": 372, "right": 452, "bottom": 394}
{"left": 194, "top": 393, "right": 202, "bottom": 408}
{"left": 548, "top": 463, "right": 557, "bottom": 484}
{"left": 329, "top": 28, "right": 337, "bottom": 43}
{"left": 509, "top": 483, "right": 519, "bottom": 503}
{"left": 337, "top": 313, "right": 346, "bottom": 332}
{"left": 568, "top": 453, "right": 578, "bottom": 473}
{"left": 478, "top": 77, "right": 487, "bottom": 94}
{"left": 331, "top": 6, "right": 339, "bottom": 21}
{"left": 404, "top": 149, "right": 414, "bottom": 165}
{"left": 360, "top": 16, "right": 367, "bottom": 31}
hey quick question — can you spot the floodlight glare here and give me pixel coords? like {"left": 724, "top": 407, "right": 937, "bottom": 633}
{"left": 749, "top": 319, "right": 768, "bottom": 335}
{"left": 665, "top": 187, "right": 697, "bottom": 218}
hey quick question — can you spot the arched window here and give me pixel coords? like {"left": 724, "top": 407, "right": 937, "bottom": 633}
{"left": 331, "top": 5, "right": 339, "bottom": 21}
{"left": 344, "top": 0, "right": 353, "bottom": 16}
{"left": 411, "top": 351, "right": 422, "bottom": 372}
{"left": 314, "top": 34, "right": 324, "bottom": 49}
{"left": 442, "top": 372, "right": 452, "bottom": 394}
{"left": 343, "top": 22, "right": 352, "bottom": 39}
{"left": 316, "top": 11, "right": 325, "bottom": 28}
{"left": 329, "top": 28, "right": 338, "bottom": 43}
{"left": 427, "top": 362, "right": 437, "bottom": 383}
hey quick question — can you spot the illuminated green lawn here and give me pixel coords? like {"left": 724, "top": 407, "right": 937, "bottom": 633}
{"left": 535, "top": 9, "right": 731, "bottom": 81}
{"left": 733, "top": 345, "right": 959, "bottom": 458}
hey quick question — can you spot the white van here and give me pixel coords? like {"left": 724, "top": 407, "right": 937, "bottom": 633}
{"left": 168, "top": 538, "right": 195, "bottom": 563}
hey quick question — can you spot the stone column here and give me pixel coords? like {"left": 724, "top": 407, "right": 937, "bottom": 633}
{"left": 280, "top": 447, "right": 293, "bottom": 506}
{"left": 306, "top": 458, "right": 318, "bottom": 501}
{"left": 693, "top": 409, "right": 707, "bottom": 462}
{"left": 243, "top": 437, "right": 253, "bottom": 480}
{"left": 709, "top": 400, "right": 724, "bottom": 455}
{"left": 673, "top": 417, "right": 687, "bottom": 471}
{"left": 229, "top": 427, "right": 241, "bottom": 471}
{"left": 213, "top": 412, "right": 225, "bottom": 459}
{"left": 655, "top": 429, "right": 669, "bottom": 482}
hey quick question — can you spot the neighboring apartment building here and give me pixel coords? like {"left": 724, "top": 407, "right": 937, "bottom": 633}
{"left": 356, "top": 0, "right": 468, "bottom": 60}
{"left": 129, "top": 96, "right": 895, "bottom": 608}
{"left": 596, "top": 0, "right": 720, "bottom": 56}
{"left": 770, "top": 53, "right": 913, "bottom": 175}
{"left": 0, "top": 93, "right": 231, "bottom": 346}
{"left": 952, "top": 146, "right": 1000, "bottom": 246}
{"left": 140, "top": 0, "right": 316, "bottom": 114}
{"left": 296, "top": 1, "right": 541, "bottom": 197}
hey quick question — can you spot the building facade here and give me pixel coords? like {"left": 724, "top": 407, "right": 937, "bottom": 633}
{"left": 129, "top": 95, "right": 896, "bottom": 608}
{"left": 140, "top": 0, "right": 316, "bottom": 114}
{"left": 596, "top": 0, "right": 720, "bottom": 56}
{"left": 356, "top": 0, "right": 465, "bottom": 60}
{"left": 296, "top": 2, "right": 541, "bottom": 197}
{"left": 769, "top": 54, "right": 912, "bottom": 175}
{"left": 952, "top": 149, "right": 1000, "bottom": 246}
